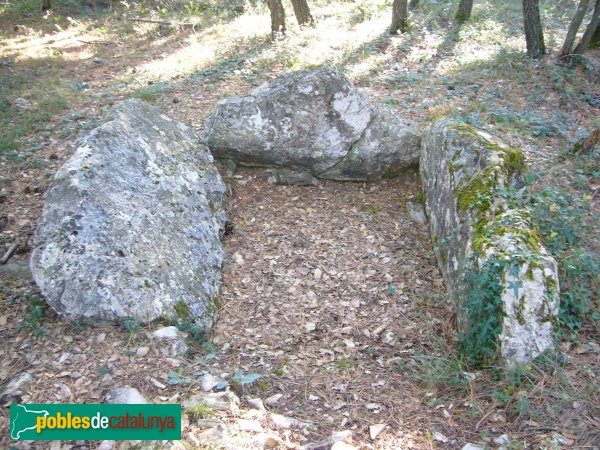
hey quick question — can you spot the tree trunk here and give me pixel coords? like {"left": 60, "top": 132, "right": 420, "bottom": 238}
{"left": 42, "top": 0, "right": 51, "bottom": 11}
{"left": 390, "top": 0, "right": 408, "bottom": 34}
{"left": 522, "top": 0, "right": 546, "bottom": 59}
{"left": 574, "top": 0, "right": 600, "bottom": 54}
{"left": 290, "top": 0, "right": 314, "bottom": 27}
{"left": 455, "top": 0, "right": 474, "bottom": 23}
{"left": 560, "top": 0, "right": 590, "bottom": 57}
{"left": 409, "top": 0, "right": 420, "bottom": 9}
{"left": 266, "top": 0, "right": 286, "bottom": 36}
{"left": 589, "top": 22, "right": 599, "bottom": 48}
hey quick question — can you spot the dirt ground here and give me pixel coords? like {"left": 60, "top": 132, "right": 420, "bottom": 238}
{"left": 1, "top": 1, "right": 599, "bottom": 449}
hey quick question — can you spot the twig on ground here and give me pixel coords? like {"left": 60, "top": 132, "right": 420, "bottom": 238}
{"left": 124, "top": 17, "right": 196, "bottom": 28}
{"left": 0, "top": 238, "right": 20, "bottom": 265}
{"left": 78, "top": 39, "right": 112, "bottom": 45}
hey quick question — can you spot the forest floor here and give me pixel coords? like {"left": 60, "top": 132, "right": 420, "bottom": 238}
{"left": 0, "top": 0, "right": 599, "bottom": 449}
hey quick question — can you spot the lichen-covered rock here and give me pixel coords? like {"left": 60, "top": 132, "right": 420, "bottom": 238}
{"left": 30, "top": 99, "right": 227, "bottom": 329}
{"left": 319, "top": 106, "right": 420, "bottom": 180}
{"left": 420, "top": 118, "right": 559, "bottom": 367}
{"left": 0, "top": 372, "right": 32, "bottom": 404}
{"left": 105, "top": 387, "right": 148, "bottom": 404}
{"left": 203, "top": 66, "right": 420, "bottom": 180}
{"left": 152, "top": 326, "right": 188, "bottom": 357}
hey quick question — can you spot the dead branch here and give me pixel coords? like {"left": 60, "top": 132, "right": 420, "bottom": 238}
{"left": 124, "top": 17, "right": 196, "bottom": 28}
{"left": 0, "top": 238, "right": 21, "bottom": 265}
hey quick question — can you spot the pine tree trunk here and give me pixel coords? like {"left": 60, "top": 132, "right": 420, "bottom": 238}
{"left": 455, "top": 0, "right": 474, "bottom": 23}
{"left": 42, "top": 0, "right": 51, "bottom": 11}
{"left": 522, "top": 0, "right": 546, "bottom": 59}
{"left": 290, "top": 0, "right": 314, "bottom": 27}
{"left": 409, "top": 0, "right": 420, "bottom": 9}
{"left": 267, "top": 0, "right": 286, "bottom": 37}
{"left": 390, "top": 0, "right": 408, "bottom": 34}
{"left": 589, "top": 22, "right": 599, "bottom": 48}
{"left": 560, "top": 0, "right": 590, "bottom": 57}
{"left": 574, "top": 0, "right": 600, "bottom": 54}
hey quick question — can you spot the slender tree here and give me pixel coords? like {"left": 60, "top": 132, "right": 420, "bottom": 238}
{"left": 560, "top": 0, "right": 590, "bottom": 58}
{"left": 390, "top": 0, "right": 408, "bottom": 34}
{"left": 455, "top": 0, "right": 474, "bottom": 23}
{"left": 522, "top": 0, "right": 546, "bottom": 59}
{"left": 590, "top": 22, "right": 599, "bottom": 48}
{"left": 266, "top": 0, "right": 286, "bottom": 37}
{"left": 409, "top": 0, "right": 420, "bottom": 9}
{"left": 573, "top": 0, "right": 600, "bottom": 54}
{"left": 42, "top": 0, "right": 51, "bottom": 11}
{"left": 290, "top": 0, "right": 315, "bottom": 27}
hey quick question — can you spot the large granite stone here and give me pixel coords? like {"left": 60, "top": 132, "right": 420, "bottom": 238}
{"left": 30, "top": 99, "right": 227, "bottom": 329}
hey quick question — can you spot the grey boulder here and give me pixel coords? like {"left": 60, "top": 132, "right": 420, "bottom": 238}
{"left": 152, "top": 326, "right": 188, "bottom": 357}
{"left": 420, "top": 118, "right": 559, "bottom": 367}
{"left": 203, "top": 66, "right": 420, "bottom": 180}
{"left": 30, "top": 99, "right": 227, "bottom": 329}
{"left": 319, "top": 106, "right": 420, "bottom": 180}
{"left": 105, "top": 387, "right": 148, "bottom": 404}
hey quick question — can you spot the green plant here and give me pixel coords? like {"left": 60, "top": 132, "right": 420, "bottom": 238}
{"left": 526, "top": 186, "right": 599, "bottom": 336}
{"left": 120, "top": 317, "right": 140, "bottom": 343}
{"left": 184, "top": 403, "right": 214, "bottom": 418}
{"left": 25, "top": 295, "right": 47, "bottom": 338}
{"left": 167, "top": 368, "right": 192, "bottom": 385}
{"left": 360, "top": 204, "right": 380, "bottom": 214}
{"left": 405, "top": 354, "right": 468, "bottom": 389}
{"left": 133, "top": 82, "right": 173, "bottom": 102}
{"left": 458, "top": 255, "right": 510, "bottom": 366}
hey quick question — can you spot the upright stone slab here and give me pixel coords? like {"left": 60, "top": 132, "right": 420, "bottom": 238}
{"left": 420, "top": 118, "right": 559, "bottom": 367}
{"left": 30, "top": 99, "right": 227, "bottom": 329}
{"left": 202, "top": 65, "right": 420, "bottom": 180}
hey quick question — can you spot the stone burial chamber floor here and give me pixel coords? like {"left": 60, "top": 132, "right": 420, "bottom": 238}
{"left": 210, "top": 166, "right": 451, "bottom": 445}
{"left": 0, "top": 165, "right": 456, "bottom": 449}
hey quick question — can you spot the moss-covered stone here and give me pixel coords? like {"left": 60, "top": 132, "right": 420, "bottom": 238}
{"left": 420, "top": 118, "right": 559, "bottom": 368}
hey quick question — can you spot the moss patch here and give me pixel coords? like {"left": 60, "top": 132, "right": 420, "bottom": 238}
{"left": 173, "top": 300, "right": 191, "bottom": 320}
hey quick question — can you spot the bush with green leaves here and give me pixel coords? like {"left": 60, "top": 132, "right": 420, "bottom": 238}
{"left": 457, "top": 255, "right": 509, "bottom": 366}
{"left": 526, "top": 183, "right": 599, "bottom": 337}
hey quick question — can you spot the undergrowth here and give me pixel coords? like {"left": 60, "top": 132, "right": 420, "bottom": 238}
{"left": 525, "top": 149, "right": 600, "bottom": 337}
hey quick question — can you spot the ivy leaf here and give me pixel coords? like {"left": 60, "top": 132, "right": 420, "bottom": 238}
{"left": 241, "top": 373, "right": 262, "bottom": 385}
{"left": 508, "top": 280, "right": 522, "bottom": 300}
{"left": 233, "top": 369, "right": 244, "bottom": 382}
{"left": 216, "top": 380, "right": 229, "bottom": 390}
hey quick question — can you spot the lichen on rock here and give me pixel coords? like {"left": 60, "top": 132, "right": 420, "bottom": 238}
{"left": 30, "top": 99, "right": 227, "bottom": 329}
{"left": 202, "top": 65, "right": 420, "bottom": 181}
{"left": 420, "top": 118, "right": 559, "bottom": 367}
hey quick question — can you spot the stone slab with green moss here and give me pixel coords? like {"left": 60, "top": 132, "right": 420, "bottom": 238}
{"left": 30, "top": 99, "right": 227, "bottom": 329}
{"left": 420, "top": 118, "right": 559, "bottom": 368}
